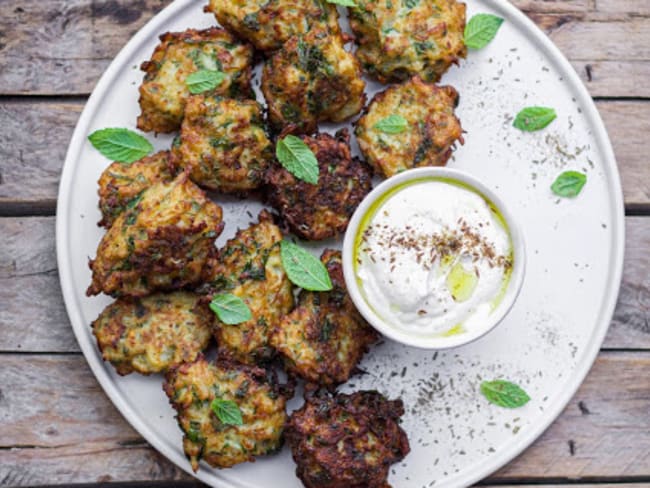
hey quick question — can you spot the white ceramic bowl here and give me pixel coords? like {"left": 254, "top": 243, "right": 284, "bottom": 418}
{"left": 342, "top": 167, "right": 526, "bottom": 350}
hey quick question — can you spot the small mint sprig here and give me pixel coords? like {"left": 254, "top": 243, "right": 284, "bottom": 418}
{"left": 88, "top": 128, "right": 153, "bottom": 164}
{"left": 464, "top": 14, "right": 504, "bottom": 50}
{"left": 480, "top": 379, "right": 531, "bottom": 408}
{"left": 280, "top": 241, "right": 332, "bottom": 291}
{"left": 276, "top": 135, "right": 319, "bottom": 184}
{"left": 210, "top": 293, "right": 252, "bottom": 325}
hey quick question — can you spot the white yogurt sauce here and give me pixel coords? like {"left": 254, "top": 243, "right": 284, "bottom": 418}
{"left": 355, "top": 179, "right": 512, "bottom": 336}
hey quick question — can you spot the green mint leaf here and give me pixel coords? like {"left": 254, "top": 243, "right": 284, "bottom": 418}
{"left": 551, "top": 171, "right": 587, "bottom": 198}
{"left": 210, "top": 398, "right": 243, "bottom": 426}
{"left": 276, "top": 135, "right": 319, "bottom": 184}
{"left": 464, "top": 14, "right": 504, "bottom": 50}
{"left": 513, "top": 106, "right": 557, "bottom": 132}
{"left": 186, "top": 69, "right": 226, "bottom": 94}
{"left": 480, "top": 380, "right": 531, "bottom": 408}
{"left": 326, "top": 0, "right": 356, "bottom": 6}
{"left": 88, "top": 128, "right": 153, "bottom": 163}
{"left": 280, "top": 241, "right": 332, "bottom": 291}
{"left": 374, "top": 114, "right": 409, "bottom": 134}
{"left": 209, "top": 293, "right": 252, "bottom": 325}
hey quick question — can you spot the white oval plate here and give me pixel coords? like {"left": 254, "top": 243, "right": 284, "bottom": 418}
{"left": 56, "top": 1, "right": 625, "bottom": 487}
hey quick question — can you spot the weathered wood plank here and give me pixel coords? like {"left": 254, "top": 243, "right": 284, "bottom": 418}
{"left": 0, "top": 101, "right": 82, "bottom": 203}
{"left": 0, "top": 100, "right": 648, "bottom": 207}
{"left": 0, "top": 1, "right": 649, "bottom": 96}
{"left": 0, "top": 215, "right": 648, "bottom": 350}
{"left": 0, "top": 352, "right": 647, "bottom": 484}
{"left": 571, "top": 60, "right": 650, "bottom": 98}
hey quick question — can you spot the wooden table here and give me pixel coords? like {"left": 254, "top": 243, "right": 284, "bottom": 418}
{"left": 1, "top": 1, "right": 649, "bottom": 487}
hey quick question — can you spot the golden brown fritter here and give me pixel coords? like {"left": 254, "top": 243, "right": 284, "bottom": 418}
{"left": 270, "top": 250, "right": 378, "bottom": 387}
{"left": 265, "top": 130, "right": 372, "bottom": 240}
{"left": 286, "top": 390, "right": 410, "bottom": 488}
{"left": 170, "top": 95, "right": 272, "bottom": 193}
{"left": 203, "top": 211, "right": 293, "bottom": 364}
{"left": 164, "top": 356, "right": 289, "bottom": 471}
{"left": 205, "top": 0, "right": 340, "bottom": 53}
{"left": 137, "top": 28, "right": 254, "bottom": 133}
{"left": 87, "top": 172, "right": 224, "bottom": 297}
{"left": 262, "top": 29, "right": 366, "bottom": 135}
{"left": 355, "top": 76, "right": 463, "bottom": 177}
{"left": 349, "top": 0, "right": 467, "bottom": 83}
{"left": 92, "top": 292, "right": 212, "bottom": 375}
{"left": 97, "top": 151, "right": 174, "bottom": 228}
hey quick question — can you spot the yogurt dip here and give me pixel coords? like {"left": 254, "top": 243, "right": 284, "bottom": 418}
{"left": 354, "top": 178, "right": 513, "bottom": 337}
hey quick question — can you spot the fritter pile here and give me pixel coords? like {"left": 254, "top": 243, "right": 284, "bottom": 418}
{"left": 92, "top": 292, "right": 212, "bottom": 375}
{"left": 204, "top": 211, "right": 294, "bottom": 364}
{"left": 97, "top": 150, "right": 174, "bottom": 228}
{"left": 164, "top": 356, "right": 290, "bottom": 471}
{"left": 355, "top": 76, "right": 463, "bottom": 177}
{"left": 171, "top": 95, "right": 273, "bottom": 193}
{"left": 270, "top": 250, "right": 378, "bottom": 387}
{"left": 286, "top": 390, "right": 410, "bottom": 488}
{"left": 205, "top": 0, "right": 340, "bottom": 52}
{"left": 349, "top": 0, "right": 467, "bottom": 83}
{"left": 87, "top": 172, "right": 224, "bottom": 297}
{"left": 137, "top": 28, "right": 253, "bottom": 133}
{"left": 262, "top": 29, "right": 366, "bottom": 134}
{"left": 265, "top": 130, "right": 372, "bottom": 240}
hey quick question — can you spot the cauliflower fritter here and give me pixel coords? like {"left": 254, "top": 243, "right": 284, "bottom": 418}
{"left": 286, "top": 390, "right": 410, "bottom": 488}
{"left": 164, "top": 356, "right": 289, "bottom": 471}
{"left": 262, "top": 29, "right": 366, "bottom": 134}
{"left": 92, "top": 292, "right": 212, "bottom": 375}
{"left": 97, "top": 151, "right": 174, "bottom": 228}
{"left": 270, "top": 250, "right": 378, "bottom": 387}
{"left": 265, "top": 130, "right": 372, "bottom": 240}
{"left": 137, "top": 28, "right": 254, "bottom": 133}
{"left": 87, "top": 172, "right": 224, "bottom": 297}
{"left": 349, "top": 0, "right": 467, "bottom": 83}
{"left": 355, "top": 76, "right": 463, "bottom": 177}
{"left": 204, "top": 211, "right": 293, "bottom": 364}
{"left": 205, "top": 0, "right": 340, "bottom": 53}
{"left": 171, "top": 95, "right": 272, "bottom": 193}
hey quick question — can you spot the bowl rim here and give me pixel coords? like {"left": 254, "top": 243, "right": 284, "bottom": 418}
{"left": 342, "top": 166, "right": 526, "bottom": 350}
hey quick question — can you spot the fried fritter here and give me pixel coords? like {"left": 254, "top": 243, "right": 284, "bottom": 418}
{"left": 97, "top": 150, "right": 174, "bottom": 228}
{"left": 270, "top": 250, "right": 378, "bottom": 387}
{"left": 355, "top": 76, "right": 463, "bottom": 177}
{"left": 204, "top": 0, "right": 340, "bottom": 53}
{"left": 262, "top": 29, "right": 366, "bottom": 134}
{"left": 92, "top": 292, "right": 212, "bottom": 375}
{"left": 286, "top": 390, "right": 410, "bottom": 488}
{"left": 349, "top": 0, "right": 467, "bottom": 83}
{"left": 204, "top": 211, "right": 293, "bottom": 364}
{"left": 137, "top": 28, "right": 254, "bottom": 133}
{"left": 265, "top": 130, "right": 372, "bottom": 240}
{"left": 170, "top": 95, "right": 272, "bottom": 193}
{"left": 87, "top": 172, "right": 224, "bottom": 297}
{"left": 164, "top": 356, "right": 289, "bottom": 471}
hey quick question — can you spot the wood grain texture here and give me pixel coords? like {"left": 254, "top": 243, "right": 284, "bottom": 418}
{"left": 0, "top": 100, "right": 648, "bottom": 207}
{"left": 0, "top": 215, "right": 648, "bottom": 350}
{"left": 0, "top": 0, "right": 649, "bottom": 97}
{"left": 0, "top": 352, "right": 647, "bottom": 485}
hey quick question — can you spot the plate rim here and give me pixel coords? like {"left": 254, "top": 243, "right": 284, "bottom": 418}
{"left": 55, "top": 0, "right": 626, "bottom": 486}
